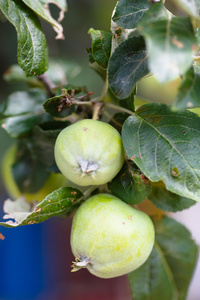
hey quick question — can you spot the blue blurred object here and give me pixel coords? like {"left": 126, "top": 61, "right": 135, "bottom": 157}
{"left": 0, "top": 221, "right": 44, "bottom": 300}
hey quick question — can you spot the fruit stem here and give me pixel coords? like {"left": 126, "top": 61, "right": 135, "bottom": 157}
{"left": 71, "top": 186, "right": 99, "bottom": 208}
{"left": 92, "top": 102, "right": 104, "bottom": 120}
{"left": 104, "top": 103, "right": 134, "bottom": 115}
{"left": 68, "top": 98, "right": 135, "bottom": 116}
{"left": 98, "top": 74, "right": 109, "bottom": 102}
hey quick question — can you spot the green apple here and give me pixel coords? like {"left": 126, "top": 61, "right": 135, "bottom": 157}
{"left": 2, "top": 144, "right": 67, "bottom": 203}
{"left": 70, "top": 193, "right": 155, "bottom": 278}
{"left": 54, "top": 119, "right": 125, "bottom": 186}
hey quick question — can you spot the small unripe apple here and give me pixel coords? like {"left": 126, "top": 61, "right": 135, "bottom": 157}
{"left": 70, "top": 193, "right": 155, "bottom": 278}
{"left": 54, "top": 119, "right": 124, "bottom": 186}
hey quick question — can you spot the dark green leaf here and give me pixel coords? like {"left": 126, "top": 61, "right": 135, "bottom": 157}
{"left": 0, "top": 89, "right": 51, "bottom": 138}
{"left": 43, "top": 95, "right": 75, "bottom": 118}
{"left": 40, "top": 120, "right": 70, "bottom": 131}
{"left": 12, "top": 141, "right": 49, "bottom": 194}
{"left": 0, "top": 187, "right": 83, "bottom": 227}
{"left": 109, "top": 112, "right": 129, "bottom": 133}
{"left": 22, "top": 0, "right": 67, "bottom": 39}
{"left": 0, "top": 101, "right": 6, "bottom": 117}
{"left": 1, "top": 114, "right": 51, "bottom": 138}
{"left": 108, "top": 161, "right": 151, "bottom": 205}
{"left": 43, "top": 87, "right": 86, "bottom": 117}
{"left": 173, "top": 68, "right": 200, "bottom": 109}
{"left": 122, "top": 91, "right": 135, "bottom": 112}
{"left": 122, "top": 103, "right": 200, "bottom": 202}
{"left": 128, "top": 216, "right": 198, "bottom": 300}
{"left": 149, "top": 182, "right": 195, "bottom": 212}
{"left": 0, "top": 0, "right": 48, "bottom": 76}
{"left": 106, "top": 86, "right": 136, "bottom": 112}
{"left": 86, "top": 48, "right": 96, "bottom": 64}
{"left": 138, "top": 2, "right": 196, "bottom": 83}
{"left": 112, "top": 0, "right": 150, "bottom": 29}
{"left": 30, "top": 123, "right": 70, "bottom": 169}
{"left": 154, "top": 216, "right": 198, "bottom": 300}
{"left": 108, "top": 36, "right": 148, "bottom": 99}
{"left": 128, "top": 243, "right": 178, "bottom": 300}
{"left": 88, "top": 28, "right": 112, "bottom": 69}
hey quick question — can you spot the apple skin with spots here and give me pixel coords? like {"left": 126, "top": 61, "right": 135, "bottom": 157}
{"left": 70, "top": 193, "right": 155, "bottom": 279}
{"left": 54, "top": 119, "right": 125, "bottom": 186}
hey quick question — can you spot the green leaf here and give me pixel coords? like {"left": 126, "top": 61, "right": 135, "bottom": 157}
{"left": 154, "top": 216, "right": 198, "bottom": 300}
{"left": 109, "top": 112, "right": 130, "bottom": 133}
{"left": 0, "top": 89, "right": 51, "bottom": 138}
{"left": 108, "top": 161, "right": 151, "bottom": 205}
{"left": 43, "top": 86, "right": 86, "bottom": 117}
{"left": 21, "top": 0, "right": 67, "bottom": 39}
{"left": 106, "top": 86, "right": 136, "bottom": 113}
{"left": 128, "top": 243, "right": 178, "bottom": 300}
{"left": 3, "top": 59, "right": 81, "bottom": 87}
{"left": 122, "top": 103, "right": 200, "bottom": 202}
{"left": 1, "top": 114, "right": 51, "bottom": 138}
{"left": 128, "top": 216, "right": 198, "bottom": 300}
{"left": 12, "top": 141, "right": 49, "bottom": 194}
{"left": 1, "top": 89, "right": 47, "bottom": 117}
{"left": 88, "top": 28, "right": 112, "bottom": 69}
{"left": 138, "top": 2, "right": 196, "bottom": 83}
{"left": 112, "top": 0, "right": 150, "bottom": 29}
{"left": 43, "top": 95, "right": 75, "bottom": 118}
{"left": 30, "top": 123, "right": 70, "bottom": 169}
{"left": 0, "top": 187, "right": 83, "bottom": 227}
{"left": 3, "top": 64, "right": 43, "bottom": 88}
{"left": 173, "top": 68, "right": 200, "bottom": 109}
{"left": 108, "top": 36, "right": 148, "bottom": 99}
{"left": 0, "top": 0, "right": 48, "bottom": 76}
{"left": 148, "top": 182, "right": 195, "bottom": 212}
{"left": 121, "top": 91, "right": 135, "bottom": 112}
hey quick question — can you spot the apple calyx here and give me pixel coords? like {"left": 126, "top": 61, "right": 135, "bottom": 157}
{"left": 79, "top": 159, "right": 99, "bottom": 177}
{"left": 71, "top": 257, "right": 91, "bottom": 272}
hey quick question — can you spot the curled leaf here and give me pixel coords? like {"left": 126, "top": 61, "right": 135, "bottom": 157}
{"left": 22, "top": 0, "right": 67, "bottom": 39}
